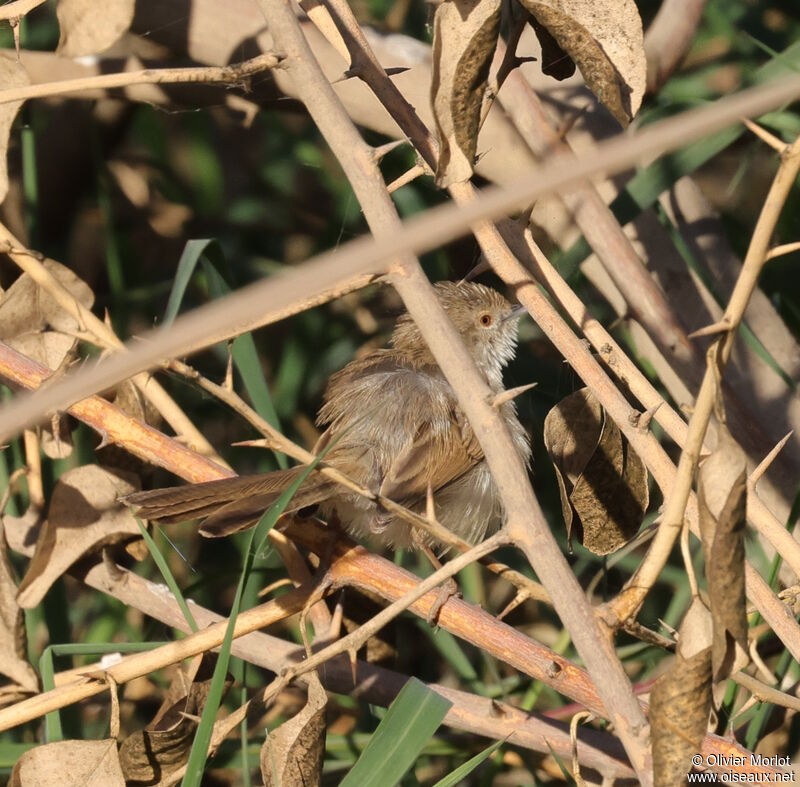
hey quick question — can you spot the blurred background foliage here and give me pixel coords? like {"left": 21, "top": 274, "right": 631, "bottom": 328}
{"left": 1, "top": 0, "right": 800, "bottom": 783}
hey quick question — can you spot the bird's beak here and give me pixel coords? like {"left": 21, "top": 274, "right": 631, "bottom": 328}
{"left": 503, "top": 304, "right": 527, "bottom": 323}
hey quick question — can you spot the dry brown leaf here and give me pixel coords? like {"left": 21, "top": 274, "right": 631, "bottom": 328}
{"left": 543, "top": 388, "right": 648, "bottom": 555}
{"left": 698, "top": 423, "right": 749, "bottom": 683}
{"left": 431, "top": 0, "right": 501, "bottom": 186}
{"left": 650, "top": 598, "right": 713, "bottom": 787}
{"left": 6, "top": 332, "right": 77, "bottom": 373}
{"left": 0, "top": 52, "right": 30, "bottom": 205}
{"left": 56, "top": 0, "right": 135, "bottom": 57}
{"left": 261, "top": 672, "right": 327, "bottom": 787}
{"left": 10, "top": 739, "right": 125, "bottom": 787}
{"left": 2, "top": 505, "right": 44, "bottom": 556}
{"left": 529, "top": 16, "right": 576, "bottom": 80}
{"left": 41, "top": 415, "right": 73, "bottom": 460}
{"left": 17, "top": 465, "right": 140, "bottom": 608}
{"left": 0, "top": 522, "right": 37, "bottom": 692}
{"left": 119, "top": 653, "right": 229, "bottom": 784}
{"left": 0, "top": 259, "right": 94, "bottom": 339}
{"left": 517, "top": 0, "right": 646, "bottom": 125}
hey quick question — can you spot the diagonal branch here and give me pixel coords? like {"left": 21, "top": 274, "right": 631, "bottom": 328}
{"left": 252, "top": 0, "right": 651, "bottom": 777}
{"left": 607, "top": 134, "right": 800, "bottom": 626}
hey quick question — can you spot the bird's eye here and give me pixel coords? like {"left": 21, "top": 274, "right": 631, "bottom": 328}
{"left": 479, "top": 313, "right": 493, "bottom": 327}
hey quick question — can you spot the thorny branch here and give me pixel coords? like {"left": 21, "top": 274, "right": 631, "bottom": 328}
{"left": 607, "top": 133, "right": 800, "bottom": 627}
{"left": 255, "top": 0, "right": 652, "bottom": 777}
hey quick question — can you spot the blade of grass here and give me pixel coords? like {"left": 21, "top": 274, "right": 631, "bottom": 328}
{"left": 163, "top": 239, "right": 215, "bottom": 327}
{"left": 201, "top": 257, "right": 288, "bottom": 469}
{"left": 136, "top": 518, "right": 198, "bottom": 633}
{"left": 39, "top": 642, "right": 168, "bottom": 743}
{"left": 556, "top": 41, "right": 800, "bottom": 278}
{"left": 181, "top": 445, "right": 335, "bottom": 786}
{"left": 339, "top": 677, "right": 452, "bottom": 787}
{"left": 431, "top": 739, "right": 503, "bottom": 787}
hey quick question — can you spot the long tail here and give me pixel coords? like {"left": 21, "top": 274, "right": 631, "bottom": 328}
{"left": 122, "top": 468, "right": 335, "bottom": 538}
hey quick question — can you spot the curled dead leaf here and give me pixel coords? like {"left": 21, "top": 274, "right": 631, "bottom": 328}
{"left": 262, "top": 672, "right": 327, "bottom": 787}
{"left": 650, "top": 598, "right": 713, "bottom": 787}
{"left": 517, "top": 0, "right": 646, "bottom": 125}
{"left": 10, "top": 739, "right": 125, "bottom": 787}
{"left": 543, "top": 388, "right": 648, "bottom": 555}
{"left": 529, "top": 16, "right": 576, "bottom": 80}
{"left": 431, "top": 0, "right": 501, "bottom": 186}
{"left": 119, "top": 653, "right": 231, "bottom": 785}
{"left": 56, "top": 0, "right": 135, "bottom": 57}
{"left": 17, "top": 465, "right": 140, "bottom": 609}
{"left": 0, "top": 52, "right": 30, "bottom": 205}
{"left": 698, "top": 423, "right": 749, "bottom": 683}
{"left": 0, "top": 522, "right": 38, "bottom": 692}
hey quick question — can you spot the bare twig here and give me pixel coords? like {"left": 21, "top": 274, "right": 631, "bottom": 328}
{"left": 0, "top": 224, "right": 225, "bottom": 462}
{"left": 0, "top": 341, "right": 233, "bottom": 484}
{"left": 262, "top": 0, "right": 652, "bottom": 775}
{"left": 0, "top": 52, "right": 284, "bottom": 105}
{"left": 0, "top": 0, "right": 46, "bottom": 22}
{"left": 644, "top": 0, "right": 708, "bottom": 92}
{"left": 1, "top": 75, "right": 800, "bottom": 441}
{"left": 0, "top": 584, "right": 318, "bottom": 732}
{"left": 608, "top": 135, "right": 800, "bottom": 626}
{"left": 766, "top": 241, "right": 800, "bottom": 261}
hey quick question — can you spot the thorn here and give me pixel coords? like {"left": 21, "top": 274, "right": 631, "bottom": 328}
{"left": 517, "top": 201, "right": 536, "bottom": 228}
{"left": 629, "top": 401, "right": 662, "bottom": 430}
{"left": 749, "top": 431, "right": 793, "bottom": 490}
{"left": 491, "top": 382, "right": 538, "bottom": 408}
{"left": 231, "top": 437, "right": 273, "bottom": 448}
{"left": 461, "top": 259, "right": 489, "bottom": 282}
{"left": 490, "top": 699, "right": 505, "bottom": 717}
{"left": 497, "top": 590, "right": 529, "bottom": 621}
{"left": 384, "top": 66, "right": 410, "bottom": 77}
{"left": 426, "top": 483, "right": 436, "bottom": 523}
{"left": 348, "top": 648, "right": 358, "bottom": 686}
{"left": 224, "top": 340, "right": 234, "bottom": 391}
{"left": 327, "top": 591, "right": 344, "bottom": 640}
{"left": 742, "top": 117, "right": 786, "bottom": 153}
{"left": 386, "top": 163, "right": 426, "bottom": 194}
{"left": 657, "top": 618, "right": 678, "bottom": 639}
{"left": 11, "top": 17, "right": 20, "bottom": 59}
{"left": 687, "top": 319, "right": 731, "bottom": 340}
{"left": 96, "top": 430, "right": 112, "bottom": 450}
{"left": 766, "top": 241, "right": 800, "bottom": 261}
{"left": 371, "top": 138, "right": 407, "bottom": 162}
{"left": 332, "top": 70, "right": 356, "bottom": 85}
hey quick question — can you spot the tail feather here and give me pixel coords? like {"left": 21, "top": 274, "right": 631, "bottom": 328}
{"left": 122, "top": 468, "right": 335, "bottom": 534}
{"left": 198, "top": 483, "right": 335, "bottom": 537}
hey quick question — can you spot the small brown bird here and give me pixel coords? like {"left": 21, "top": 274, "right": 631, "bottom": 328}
{"left": 124, "top": 281, "right": 531, "bottom": 549}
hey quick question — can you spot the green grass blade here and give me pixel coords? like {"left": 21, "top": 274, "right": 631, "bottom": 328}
{"left": 136, "top": 518, "right": 198, "bottom": 633}
{"left": 556, "top": 41, "right": 800, "bottom": 278}
{"left": 339, "top": 678, "right": 452, "bottom": 787}
{"left": 201, "top": 257, "right": 288, "bottom": 470}
{"left": 164, "top": 239, "right": 215, "bottom": 327}
{"left": 431, "top": 739, "right": 503, "bottom": 787}
{"left": 545, "top": 740, "right": 576, "bottom": 785}
{"left": 181, "top": 448, "right": 334, "bottom": 786}
{"left": 39, "top": 642, "right": 167, "bottom": 743}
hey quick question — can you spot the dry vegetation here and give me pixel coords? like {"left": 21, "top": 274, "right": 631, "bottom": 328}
{"left": 0, "top": 0, "right": 800, "bottom": 785}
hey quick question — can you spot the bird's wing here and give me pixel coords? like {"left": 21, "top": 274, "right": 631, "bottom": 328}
{"left": 378, "top": 403, "right": 483, "bottom": 506}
